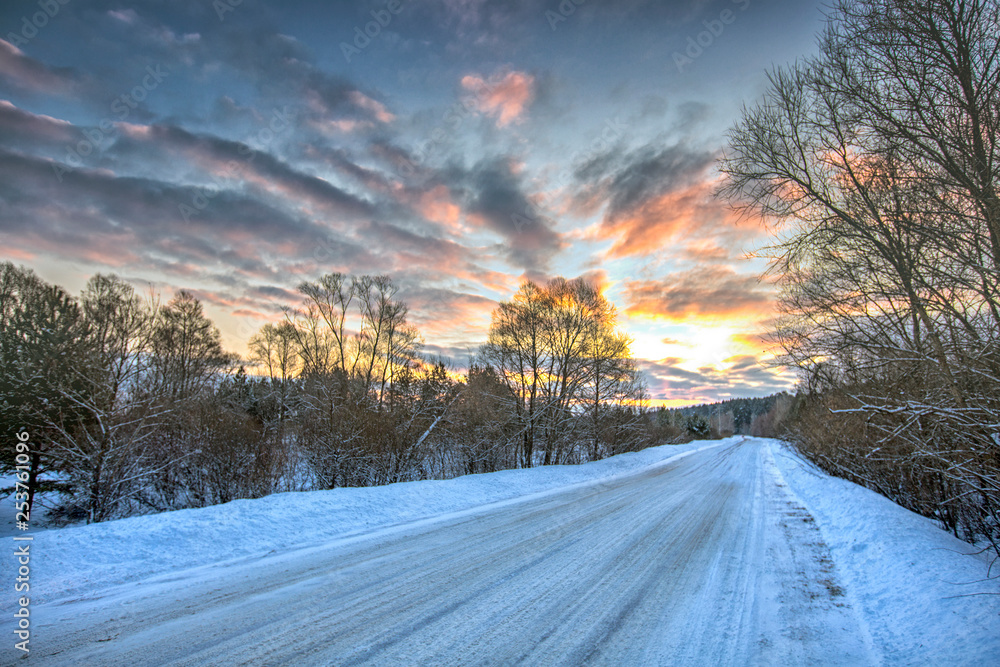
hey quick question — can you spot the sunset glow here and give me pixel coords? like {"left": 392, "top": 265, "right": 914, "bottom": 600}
{"left": 0, "top": 0, "right": 825, "bottom": 404}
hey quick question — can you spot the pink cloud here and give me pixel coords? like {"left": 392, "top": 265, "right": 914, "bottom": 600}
{"left": 405, "top": 288, "right": 497, "bottom": 341}
{"left": 309, "top": 118, "right": 372, "bottom": 135}
{"left": 1, "top": 247, "right": 36, "bottom": 261}
{"left": 460, "top": 70, "right": 535, "bottom": 127}
{"left": 0, "top": 100, "right": 75, "bottom": 144}
{"left": 0, "top": 39, "right": 78, "bottom": 96}
{"left": 414, "top": 185, "right": 463, "bottom": 231}
{"left": 348, "top": 91, "right": 395, "bottom": 123}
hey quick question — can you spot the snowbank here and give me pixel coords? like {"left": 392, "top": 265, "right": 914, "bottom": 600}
{"left": 767, "top": 438, "right": 1000, "bottom": 665}
{"left": 15, "top": 439, "right": 729, "bottom": 607}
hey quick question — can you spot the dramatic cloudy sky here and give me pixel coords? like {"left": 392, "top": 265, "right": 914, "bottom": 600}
{"left": 0, "top": 0, "right": 826, "bottom": 405}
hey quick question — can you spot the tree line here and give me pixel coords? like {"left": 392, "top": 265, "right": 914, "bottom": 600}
{"left": 721, "top": 0, "right": 1000, "bottom": 559}
{"left": 2, "top": 268, "right": 693, "bottom": 524}
{"left": 651, "top": 393, "right": 794, "bottom": 440}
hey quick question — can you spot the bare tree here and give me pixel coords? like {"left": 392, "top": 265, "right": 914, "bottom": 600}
{"left": 479, "top": 278, "right": 644, "bottom": 467}
{"left": 352, "top": 274, "right": 421, "bottom": 400}
{"left": 248, "top": 321, "right": 300, "bottom": 431}
{"left": 479, "top": 281, "right": 547, "bottom": 467}
{"left": 298, "top": 273, "right": 353, "bottom": 371}
{"left": 150, "top": 291, "right": 232, "bottom": 399}
{"left": 38, "top": 275, "right": 178, "bottom": 522}
{"left": 580, "top": 330, "right": 642, "bottom": 459}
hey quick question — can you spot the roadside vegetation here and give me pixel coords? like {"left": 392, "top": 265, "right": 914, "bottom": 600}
{"left": 3, "top": 267, "right": 785, "bottom": 525}
{"left": 720, "top": 0, "right": 1000, "bottom": 560}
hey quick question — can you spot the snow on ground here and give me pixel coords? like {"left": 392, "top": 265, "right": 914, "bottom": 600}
{"left": 767, "top": 439, "right": 1000, "bottom": 665}
{"left": 7, "top": 439, "right": 727, "bottom": 608}
{"left": 11, "top": 437, "right": 866, "bottom": 665}
{"left": 3, "top": 436, "right": 997, "bottom": 665}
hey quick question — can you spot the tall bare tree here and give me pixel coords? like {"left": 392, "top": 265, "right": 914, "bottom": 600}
{"left": 479, "top": 281, "right": 547, "bottom": 467}
{"left": 248, "top": 320, "right": 300, "bottom": 432}
{"left": 480, "top": 278, "right": 643, "bottom": 466}
{"left": 298, "top": 273, "right": 353, "bottom": 372}
{"left": 150, "top": 291, "right": 232, "bottom": 399}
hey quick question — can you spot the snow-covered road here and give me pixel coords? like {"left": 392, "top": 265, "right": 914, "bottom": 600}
{"left": 22, "top": 438, "right": 904, "bottom": 665}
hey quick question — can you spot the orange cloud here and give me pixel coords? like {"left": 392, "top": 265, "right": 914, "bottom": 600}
{"left": 577, "top": 269, "right": 610, "bottom": 294}
{"left": 415, "top": 185, "right": 463, "bottom": 231}
{"left": 594, "top": 179, "right": 744, "bottom": 258}
{"left": 460, "top": 70, "right": 535, "bottom": 127}
{"left": 681, "top": 239, "right": 734, "bottom": 262}
{"left": 624, "top": 267, "right": 776, "bottom": 323}
{"left": 729, "top": 331, "right": 782, "bottom": 358}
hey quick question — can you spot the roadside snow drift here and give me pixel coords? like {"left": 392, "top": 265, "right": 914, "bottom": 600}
{"left": 769, "top": 442, "right": 1000, "bottom": 665}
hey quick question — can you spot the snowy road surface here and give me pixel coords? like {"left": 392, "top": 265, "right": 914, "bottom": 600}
{"left": 17, "top": 439, "right": 999, "bottom": 665}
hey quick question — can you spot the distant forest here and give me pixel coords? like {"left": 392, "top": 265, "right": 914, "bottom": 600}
{"left": 653, "top": 394, "right": 793, "bottom": 440}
